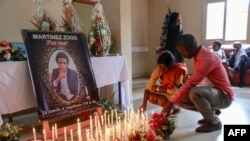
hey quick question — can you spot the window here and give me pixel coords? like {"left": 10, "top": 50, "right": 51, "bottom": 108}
{"left": 203, "top": 0, "right": 249, "bottom": 42}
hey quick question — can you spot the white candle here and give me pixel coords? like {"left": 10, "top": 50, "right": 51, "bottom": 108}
{"left": 86, "top": 129, "right": 90, "bottom": 141}
{"left": 101, "top": 115, "right": 104, "bottom": 126}
{"left": 55, "top": 124, "right": 58, "bottom": 139}
{"left": 43, "top": 129, "right": 46, "bottom": 141}
{"left": 145, "top": 112, "right": 149, "bottom": 131}
{"left": 111, "top": 110, "right": 113, "bottom": 125}
{"left": 70, "top": 129, "right": 73, "bottom": 141}
{"left": 124, "top": 110, "right": 127, "bottom": 123}
{"left": 94, "top": 115, "right": 97, "bottom": 128}
{"left": 104, "top": 111, "right": 106, "bottom": 127}
{"left": 32, "top": 128, "right": 36, "bottom": 141}
{"left": 77, "top": 118, "right": 82, "bottom": 140}
{"left": 64, "top": 127, "right": 67, "bottom": 141}
{"left": 95, "top": 128, "right": 99, "bottom": 141}
{"left": 52, "top": 126, "right": 55, "bottom": 141}
{"left": 115, "top": 109, "right": 118, "bottom": 124}
{"left": 108, "top": 115, "right": 110, "bottom": 126}
{"left": 90, "top": 116, "right": 93, "bottom": 137}
{"left": 99, "top": 130, "right": 103, "bottom": 141}
{"left": 112, "top": 126, "right": 115, "bottom": 141}
{"left": 105, "top": 128, "right": 110, "bottom": 141}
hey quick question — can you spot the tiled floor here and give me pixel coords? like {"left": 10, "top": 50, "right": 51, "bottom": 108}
{"left": 2, "top": 77, "right": 250, "bottom": 141}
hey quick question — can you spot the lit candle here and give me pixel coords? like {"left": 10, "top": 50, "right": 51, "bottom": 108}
{"left": 115, "top": 109, "right": 118, "bottom": 124}
{"left": 43, "top": 129, "right": 46, "bottom": 141}
{"left": 99, "top": 130, "right": 103, "bottom": 141}
{"left": 95, "top": 128, "right": 98, "bottom": 141}
{"left": 111, "top": 110, "right": 113, "bottom": 125}
{"left": 105, "top": 128, "right": 110, "bottom": 141}
{"left": 90, "top": 115, "right": 93, "bottom": 137}
{"left": 55, "top": 124, "right": 58, "bottom": 140}
{"left": 77, "top": 118, "right": 82, "bottom": 140}
{"left": 101, "top": 115, "right": 104, "bottom": 126}
{"left": 94, "top": 115, "right": 97, "bottom": 129}
{"left": 70, "top": 129, "right": 73, "bottom": 141}
{"left": 64, "top": 127, "right": 67, "bottom": 141}
{"left": 104, "top": 111, "right": 106, "bottom": 127}
{"left": 108, "top": 115, "right": 110, "bottom": 126}
{"left": 86, "top": 129, "right": 90, "bottom": 141}
{"left": 145, "top": 112, "right": 149, "bottom": 131}
{"left": 52, "top": 126, "right": 55, "bottom": 141}
{"left": 85, "top": 86, "right": 89, "bottom": 95}
{"left": 32, "top": 128, "right": 36, "bottom": 141}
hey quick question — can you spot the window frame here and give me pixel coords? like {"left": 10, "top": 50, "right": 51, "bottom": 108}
{"left": 202, "top": 0, "right": 250, "bottom": 45}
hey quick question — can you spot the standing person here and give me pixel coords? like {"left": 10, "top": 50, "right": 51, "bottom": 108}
{"left": 164, "top": 12, "right": 184, "bottom": 63}
{"left": 161, "top": 34, "right": 234, "bottom": 132}
{"left": 139, "top": 51, "right": 188, "bottom": 114}
{"left": 51, "top": 51, "right": 79, "bottom": 100}
{"left": 227, "top": 42, "right": 250, "bottom": 87}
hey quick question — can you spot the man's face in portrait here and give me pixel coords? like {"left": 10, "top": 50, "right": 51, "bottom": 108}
{"left": 57, "top": 58, "right": 68, "bottom": 72}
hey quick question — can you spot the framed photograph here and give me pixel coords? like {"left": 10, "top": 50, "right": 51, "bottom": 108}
{"left": 22, "top": 30, "right": 100, "bottom": 120}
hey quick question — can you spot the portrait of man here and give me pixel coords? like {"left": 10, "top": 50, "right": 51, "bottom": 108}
{"left": 50, "top": 51, "right": 79, "bottom": 101}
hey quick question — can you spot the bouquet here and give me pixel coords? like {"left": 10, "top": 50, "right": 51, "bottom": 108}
{"left": 128, "top": 130, "right": 156, "bottom": 141}
{"left": 30, "top": 0, "right": 57, "bottom": 31}
{"left": 0, "top": 41, "right": 27, "bottom": 62}
{"left": 88, "top": 0, "right": 113, "bottom": 56}
{"left": 149, "top": 113, "right": 175, "bottom": 140}
{"left": 60, "top": 0, "right": 83, "bottom": 32}
{"left": 0, "top": 122, "right": 22, "bottom": 141}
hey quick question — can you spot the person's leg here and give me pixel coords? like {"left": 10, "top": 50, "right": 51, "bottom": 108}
{"left": 222, "top": 62, "right": 231, "bottom": 78}
{"left": 188, "top": 86, "right": 232, "bottom": 132}
{"left": 140, "top": 90, "right": 165, "bottom": 112}
{"left": 237, "top": 56, "right": 248, "bottom": 87}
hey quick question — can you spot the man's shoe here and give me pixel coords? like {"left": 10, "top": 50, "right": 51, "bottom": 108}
{"left": 195, "top": 121, "right": 222, "bottom": 132}
{"left": 197, "top": 119, "right": 206, "bottom": 124}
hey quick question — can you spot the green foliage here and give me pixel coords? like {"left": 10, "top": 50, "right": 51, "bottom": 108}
{"left": 99, "top": 92, "right": 117, "bottom": 112}
{"left": 159, "top": 7, "right": 172, "bottom": 47}
{"left": 0, "top": 122, "right": 22, "bottom": 141}
{"left": 0, "top": 46, "right": 27, "bottom": 62}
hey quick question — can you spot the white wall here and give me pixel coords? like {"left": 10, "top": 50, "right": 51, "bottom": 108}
{"left": 0, "top": 0, "right": 63, "bottom": 42}
{"left": 148, "top": 0, "right": 204, "bottom": 74}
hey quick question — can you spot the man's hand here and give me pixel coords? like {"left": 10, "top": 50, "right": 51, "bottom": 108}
{"left": 161, "top": 101, "right": 173, "bottom": 117}
{"left": 58, "top": 69, "right": 67, "bottom": 80}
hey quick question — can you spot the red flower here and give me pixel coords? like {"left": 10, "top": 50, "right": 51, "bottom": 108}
{"left": 133, "top": 132, "right": 141, "bottom": 140}
{"left": 81, "top": 111, "right": 90, "bottom": 120}
{"left": 146, "top": 130, "right": 156, "bottom": 141}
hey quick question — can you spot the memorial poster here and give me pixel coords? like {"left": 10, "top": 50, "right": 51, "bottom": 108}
{"left": 22, "top": 30, "right": 100, "bottom": 120}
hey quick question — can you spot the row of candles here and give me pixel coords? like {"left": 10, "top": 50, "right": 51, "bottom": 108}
{"left": 32, "top": 108, "right": 149, "bottom": 141}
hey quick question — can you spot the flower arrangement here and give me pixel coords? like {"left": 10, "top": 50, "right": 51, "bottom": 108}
{"left": 128, "top": 130, "right": 157, "bottom": 141}
{"left": 60, "top": 0, "right": 83, "bottom": 32}
{"left": 30, "top": 8, "right": 57, "bottom": 31}
{"left": 0, "top": 122, "right": 22, "bottom": 141}
{"left": 0, "top": 41, "right": 27, "bottom": 62}
{"left": 149, "top": 113, "right": 175, "bottom": 140}
{"left": 88, "top": 0, "right": 114, "bottom": 56}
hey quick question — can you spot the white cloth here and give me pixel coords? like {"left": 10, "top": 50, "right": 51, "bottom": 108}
{"left": 90, "top": 56, "right": 131, "bottom": 108}
{"left": 0, "top": 61, "right": 35, "bottom": 125}
{"left": 0, "top": 56, "right": 131, "bottom": 125}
